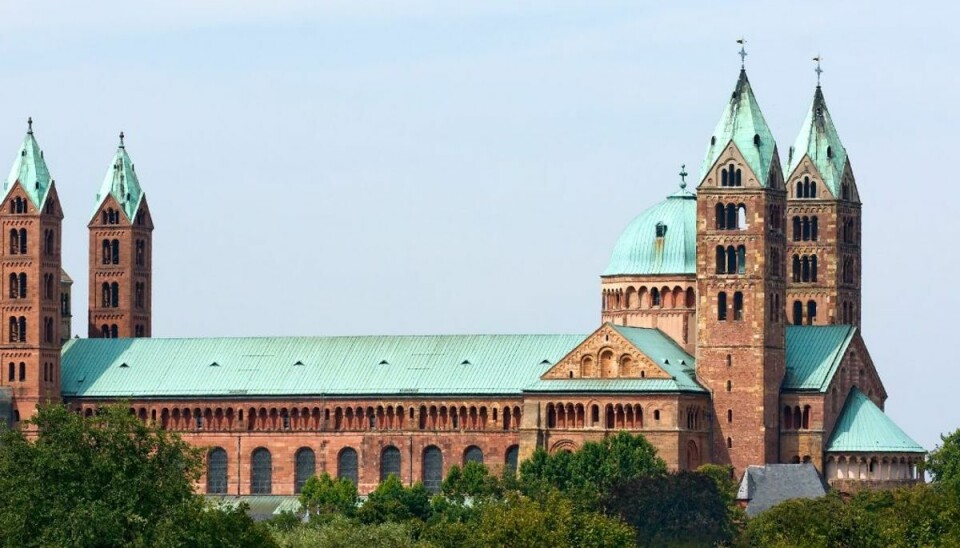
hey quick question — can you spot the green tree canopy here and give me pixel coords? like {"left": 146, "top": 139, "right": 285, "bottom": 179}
{"left": 927, "top": 428, "right": 960, "bottom": 497}
{"left": 0, "top": 404, "right": 272, "bottom": 548}
{"left": 299, "top": 473, "right": 358, "bottom": 517}
{"left": 440, "top": 461, "right": 502, "bottom": 501}
{"left": 356, "top": 475, "right": 432, "bottom": 524}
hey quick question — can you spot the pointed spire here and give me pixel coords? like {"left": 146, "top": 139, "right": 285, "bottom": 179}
{"left": 785, "top": 84, "right": 848, "bottom": 196}
{"left": 4, "top": 118, "right": 53, "bottom": 208}
{"left": 699, "top": 69, "right": 778, "bottom": 186}
{"left": 93, "top": 132, "right": 145, "bottom": 222}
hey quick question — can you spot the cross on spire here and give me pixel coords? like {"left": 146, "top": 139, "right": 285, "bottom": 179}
{"left": 119, "top": 131, "right": 125, "bottom": 148}
{"left": 813, "top": 55, "right": 823, "bottom": 86}
{"left": 679, "top": 164, "right": 688, "bottom": 189}
{"left": 26, "top": 117, "right": 33, "bottom": 135}
{"left": 737, "top": 37, "right": 748, "bottom": 69}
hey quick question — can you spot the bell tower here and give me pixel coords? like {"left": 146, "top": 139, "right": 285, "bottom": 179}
{"left": 88, "top": 132, "right": 154, "bottom": 339}
{"left": 0, "top": 118, "right": 64, "bottom": 422}
{"left": 694, "top": 68, "right": 787, "bottom": 474}
{"left": 784, "top": 75, "right": 861, "bottom": 327}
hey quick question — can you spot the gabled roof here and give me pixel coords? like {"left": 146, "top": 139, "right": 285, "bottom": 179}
{"left": 699, "top": 69, "right": 778, "bottom": 186}
{"left": 785, "top": 86, "right": 848, "bottom": 196}
{"left": 602, "top": 187, "right": 697, "bottom": 276}
{"left": 93, "top": 135, "right": 145, "bottom": 222}
{"left": 736, "top": 464, "right": 827, "bottom": 517}
{"left": 826, "top": 388, "right": 925, "bottom": 453}
{"left": 783, "top": 325, "right": 856, "bottom": 391}
{"left": 60, "top": 334, "right": 584, "bottom": 398}
{"left": 530, "top": 324, "right": 702, "bottom": 394}
{"left": 3, "top": 121, "right": 54, "bottom": 209}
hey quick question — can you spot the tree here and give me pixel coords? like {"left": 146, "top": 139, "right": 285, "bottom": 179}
{"left": 299, "top": 473, "right": 358, "bottom": 517}
{"left": 0, "top": 404, "right": 273, "bottom": 548}
{"left": 609, "top": 471, "right": 733, "bottom": 547}
{"left": 927, "top": 428, "right": 960, "bottom": 497}
{"left": 356, "top": 475, "right": 433, "bottom": 524}
{"left": 441, "top": 462, "right": 502, "bottom": 501}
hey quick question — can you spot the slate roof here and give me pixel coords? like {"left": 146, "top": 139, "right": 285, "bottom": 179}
{"left": 826, "top": 388, "right": 925, "bottom": 453}
{"left": 783, "top": 325, "right": 857, "bottom": 391}
{"left": 3, "top": 122, "right": 54, "bottom": 209}
{"left": 93, "top": 137, "right": 145, "bottom": 222}
{"left": 602, "top": 187, "right": 697, "bottom": 276}
{"left": 785, "top": 86, "right": 849, "bottom": 197}
{"left": 206, "top": 496, "right": 301, "bottom": 521}
{"left": 736, "top": 463, "right": 827, "bottom": 517}
{"left": 699, "top": 69, "right": 779, "bottom": 186}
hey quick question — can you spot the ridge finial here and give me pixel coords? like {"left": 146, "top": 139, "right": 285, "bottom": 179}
{"left": 119, "top": 131, "right": 125, "bottom": 148}
{"left": 679, "top": 164, "right": 688, "bottom": 189}
{"left": 736, "top": 37, "right": 748, "bottom": 69}
{"left": 813, "top": 54, "right": 823, "bottom": 86}
{"left": 27, "top": 117, "right": 33, "bottom": 135}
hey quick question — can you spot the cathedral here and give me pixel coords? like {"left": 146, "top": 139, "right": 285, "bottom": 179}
{"left": 0, "top": 64, "right": 925, "bottom": 498}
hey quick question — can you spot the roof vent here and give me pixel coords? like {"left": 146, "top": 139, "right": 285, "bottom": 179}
{"left": 655, "top": 222, "right": 667, "bottom": 238}
{"left": 379, "top": 359, "right": 389, "bottom": 365}
{"left": 826, "top": 146, "right": 833, "bottom": 159}
{"left": 294, "top": 360, "right": 304, "bottom": 366}
{"left": 209, "top": 361, "right": 219, "bottom": 367}
{"left": 119, "top": 362, "right": 129, "bottom": 368}
{"left": 540, "top": 359, "right": 551, "bottom": 365}
{"left": 663, "top": 359, "right": 670, "bottom": 365}
{"left": 710, "top": 136, "right": 716, "bottom": 146}
{"left": 680, "top": 359, "right": 687, "bottom": 366}
{"left": 461, "top": 360, "right": 471, "bottom": 365}
{"left": 753, "top": 134, "right": 761, "bottom": 147}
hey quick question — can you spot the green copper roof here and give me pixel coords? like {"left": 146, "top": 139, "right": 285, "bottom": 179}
{"left": 602, "top": 187, "right": 697, "bottom": 276}
{"left": 93, "top": 135, "right": 145, "bottom": 222}
{"left": 699, "top": 70, "right": 778, "bottom": 186}
{"left": 783, "top": 325, "right": 857, "bottom": 392}
{"left": 527, "top": 324, "right": 703, "bottom": 393}
{"left": 3, "top": 121, "right": 53, "bottom": 209}
{"left": 60, "top": 334, "right": 585, "bottom": 398}
{"left": 785, "top": 86, "right": 848, "bottom": 196}
{"left": 826, "top": 388, "right": 924, "bottom": 453}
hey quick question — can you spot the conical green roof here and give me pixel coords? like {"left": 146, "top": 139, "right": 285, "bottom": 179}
{"left": 826, "top": 388, "right": 924, "bottom": 453}
{"left": 699, "top": 70, "right": 778, "bottom": 187}
{"left": 3, "top": 120, "right": 54, "bottom": 209}
{"left": 785, "top": 86, "right": 848, "bottom": 196}
{"left": 603, "top": 186, "right": 697, "bottom": 276}
{"left": 93, "top": 135, "right": 145, "bottom": 222}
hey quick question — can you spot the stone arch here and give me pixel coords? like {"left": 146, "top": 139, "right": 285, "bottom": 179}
{"left": 686, "top": 440, "right": 700, "bottom": 470}
{"left": 581, "top": 355, "right": 596, "bottom": 377}
{"left": 550, "top": 439, "right": 577, "bottom": 454}
{"left": 599, "top": 349, "right": 616, "bottom": 378}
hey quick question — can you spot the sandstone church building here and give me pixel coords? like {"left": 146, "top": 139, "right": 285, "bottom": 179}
{"left": 0, "top": 64, "right": 925, "bottom": 497}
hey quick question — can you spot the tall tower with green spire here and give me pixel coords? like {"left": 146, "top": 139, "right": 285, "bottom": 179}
{"left": 694, "top": 66, "right": 787, "bottom": 474}
{"left": 0, "top": 118, "right": 65, "bottom": 422}
{"left": 88, "top": 132, "right": 154, "bottom": 339}
{"left": 784, "top": 80, "right": 861, "bottom": 327}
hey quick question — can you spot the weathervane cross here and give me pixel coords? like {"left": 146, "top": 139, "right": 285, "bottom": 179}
{"left": 813, "top": 55, "right": 823, "bottom": 86}
{"left": 737, "top": 37, "right": 748, "bottom": 68}
{"left": 679, "top": 164, "right": 688, "bottom": 189}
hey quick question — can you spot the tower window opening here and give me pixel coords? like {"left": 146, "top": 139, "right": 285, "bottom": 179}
{"left": 655, "top": 222, "right": 666, "bottom": 238}
{"left": 793, "top": 301, "right": 803, "bottom": 326}
{"left": 651, "top": 288, "right": 661, "bottom": 307}
{"left": 733, "top": 292, "right": 744, "bottom": 321}
{"left": 792, "top": 216, "right": 801, "bottom": 241}
{"left": 807, "top": 300, "right": 817, "bottom": 325}
{"left": 753, "top": 133, "right": 761, "bottom": 147}
{"left": 717, "top": 292, "right": 728, "bottom": 321}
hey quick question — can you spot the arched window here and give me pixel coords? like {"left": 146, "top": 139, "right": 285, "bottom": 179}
{"left": 102, "top": 283, "right": 110, "bottom": 308}
{"left": 112, "top": 239, "right": 120, "bottom": 265}
{"left": 294, "top": 448, "right": 316, "bottom": 494}
{"left": 802, "top": 256, "right": 810, "bottom": 282}
{"left": 44, "top": 230, "right": 54, "bottom": 256}
{"left": 811, "top": 255, "right": 818, "bottom": 282}
{"left": 110, "top": 324, "right": 118, "bottom": 338}
{"left": 810, "top": 181, "right": 817, "bottom": 197}
{"left": 6, "top": 363, "right": 12, "bottom": 382}
{"left": 717, "top": 292, "right": 727, "bottom": 321}
{"left": 18, "top": 362, "right": 25, "bottom": 381}
{"left": 9, "top": 229, "right": 18, "bottom": 255}
{"left": 793, "top": 301, "right": 803, "bottom": 326}
{"left": 802, "top": 406, "right": 811, "bottom": 429}
{"left": 101, "top": 324, "right": 110, "bottom": 338}
{"left": 650, "top": 288, "right": 661, "bottom": 307}
{"left": 733, "top": 292, "right": 744, "bottom": 321}
{"left": 17, "top": 229, "right": 26, "bottom": 255}
{"left": 110, "top": 282, "right": 119, "bottom": 308}
{"left": 726, "top": 246, "right": 737, "bottom": 274}
{"left": 725, "top": 204, "right": 736, "bottom": 230}
{"left": 727, "top": 437, "right": 733, "bottom": 449}
{"left": 136, "top": 240, "right": 145, "bottom": 266}
{"left": 737, "top": 245, "right": 746, "bottom": 274}
{"left": 102, "top": 239, "right": 111, "bottom": 264}
{"left": 726, "top": 380, "right": 732, "bottom": 392}
{"left": 207, "top": 448, "right": 228, "bottom": 494}
{"left": 735, "top": 168, "right": 742, "bottom": 186}
{"left": 737, "top": 204, "right": 747, "bottom": 229}
{"left": 716, "top": 246, "right": 726, "bottom": 274}
{"left": 715, "top": 203, "right": 725, "bottom": 229}
{"left": 811, "top": 217, "right": 818, "bottom": 241}
{"left": 727, "top": 409, "right": 733, "bottom": 423}
{"left": 792, "top": 255, "right": 801, "bottom": 282}
{"left": 44, "top": 273, "right": 53, "bottom": 300}
{"left": 381, "top": 446, "right": 401, "bottom": 482}
{"left": 338, "top": 447, "right": 358, "bottom": 486}
{"left": 505, "top": 445, "right": 520, "bottom": 474}
{"left": 807, "top": 301, "right": 817, "bottom": 325}
{"left": 795, "top": 181, "right": 803, "bottom": 197}
{"left": 423, "top": 446, "right": 443, "bottom": 493}
{"left": 251, "top": 448, "right": 272, "bottom": 494}
{"left": 464, "top": 446, "right": 483, "bottom": 465}
{"left": 792, "top": 216, "right": 801, "bottom": 241}
{"left": 802, "top": 217, "right": 810, "bottom": 241}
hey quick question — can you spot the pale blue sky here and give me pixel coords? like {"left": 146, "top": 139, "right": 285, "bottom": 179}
{"left": 3, "top": 1, "right": 956, "bottom": 451}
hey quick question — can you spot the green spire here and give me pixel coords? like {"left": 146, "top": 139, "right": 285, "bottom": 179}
{"left": 3, "top": 117, "right": 54, "bottom": 209}
{"left": 699, "top": 70, "right": 778, "bottom": 187}
{"left": 93, "top": 132, "right": 145, "bottom": 222}
{"left": 785, "top": 86, "right": 848, "bottom": 197}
